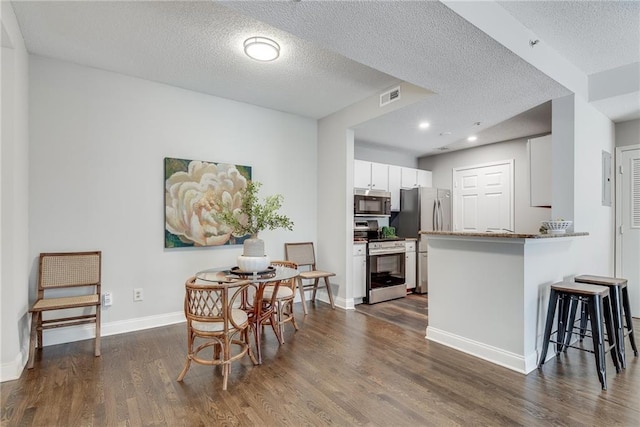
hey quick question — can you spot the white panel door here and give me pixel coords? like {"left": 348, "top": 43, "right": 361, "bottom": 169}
{"left": 453, "top": 160, "right": 514, "bottom": 232}
{"left": 616, "top": 146, "right": 640, "bottom": 317}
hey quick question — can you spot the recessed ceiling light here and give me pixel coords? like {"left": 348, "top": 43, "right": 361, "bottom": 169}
{"left": 467, "top": 136, "right": 478, "bottom": 142}
{"left": 244, "top": 37, "right": 280, "bottom": 61}
{"left": 419, "top": 122, "right": 430, "bottom": 129}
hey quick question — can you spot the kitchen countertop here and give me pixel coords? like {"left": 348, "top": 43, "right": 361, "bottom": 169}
{"left": 420, "top": 230, "right": 589, "bottom": 239}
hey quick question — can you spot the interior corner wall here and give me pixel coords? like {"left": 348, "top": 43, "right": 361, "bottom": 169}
{"left": 27, "top": 56, "right": 317, "bottom": 349}
{"left": 573, "top": 96, "right": 615, "bottom": 274}
{"left": 1, "top": 2, "right": 30, "bottom": 382}
{"left": 418, "top": 137, "right": 551, "bottom": 234}
{"left": 551, "top": 94, "right": 575, "bottom": 223}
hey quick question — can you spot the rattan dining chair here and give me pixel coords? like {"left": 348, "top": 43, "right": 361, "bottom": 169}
{"left": 27, "top": 251, "right": 102, "bottom": 369}
{"left": 285, "top": 242, "right": 336, "bottom": 315}
{"left": 177, "top": 276, "right": 258, "bottom": 390}
{"left": 264, "top": 260, "right": 300, "bottom": 343}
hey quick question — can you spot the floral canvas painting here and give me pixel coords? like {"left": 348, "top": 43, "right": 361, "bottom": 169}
{"left": 164, "top": 157, "right": 252, "bottom": 248}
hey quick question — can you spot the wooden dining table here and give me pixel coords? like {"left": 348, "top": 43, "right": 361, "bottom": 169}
{"left": 195, "top": 265, "right": 299, "bottom": 364}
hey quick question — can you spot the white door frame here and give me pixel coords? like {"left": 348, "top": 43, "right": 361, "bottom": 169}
{"left": 615, "top": 144, "right": 640, "bottom": 276}
{"left": 452, "top": 159, "right": 515, "bottom": 232}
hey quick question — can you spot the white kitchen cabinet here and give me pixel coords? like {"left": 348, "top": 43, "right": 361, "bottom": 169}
{"left": 405, "top": 240, "right": 416, "bottom": 290}
{"left": 417, "top": 169, "right": 432, "bottom": 187}
{"left": 354, "top": 160, "right": 372, "bottom": 189}
{"left": 388, "top": 165, "right": 402, "bottom": 211}
{"left": 529, "top": 134, "right": 552, "bottom": 207}
{"left": 354, "top": 160, "right": 389, "bottom": 191}
{"left": 401, "top": 167, "right": 418, "bottom": 188}
{"left": 401, "top": 167, "right": 432, "bottom": 189}
{"left": 353, "top": 243, "right": 367, "bottom": 299}
{"left": 370, "top": 162, "right": 389, "bottom": 191}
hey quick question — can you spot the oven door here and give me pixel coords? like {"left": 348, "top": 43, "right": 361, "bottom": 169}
{"left": 366, "top": 252, "right": 406, "bottom": 304}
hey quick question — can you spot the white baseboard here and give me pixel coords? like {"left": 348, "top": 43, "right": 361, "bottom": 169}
{"left": 0, "top": 348, "right": 28, "bottom": 382}
{"left": 426, "top": 326, "right": 538, "bottom": 374}
{"left": 42, "top": 311, "right": 185, "bottom": 347}
{"left": 1, "top": 311, "right": 185, "bottom": 383}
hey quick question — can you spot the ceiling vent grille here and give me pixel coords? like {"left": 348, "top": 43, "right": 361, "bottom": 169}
{"left": 380, "top": 86, "right": 401, "bottom": 107}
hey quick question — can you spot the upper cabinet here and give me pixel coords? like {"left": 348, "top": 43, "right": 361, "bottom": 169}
{"left": 355, "top": 160, "right": 432, "bottom": 212}
{"left": 401, "top": 168, "right": 432, "bottom": 189}
{"left": 529, "top": 134, "right": 552, "bottom": 207}
{"left": 354, "top": 160, "right": 389, "bottom": 191}
{"left": 388, "top": 165, "right": 402, "bottom": 211}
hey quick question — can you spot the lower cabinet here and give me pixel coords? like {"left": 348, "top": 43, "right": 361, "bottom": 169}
{"left": 353, "top": 243, "right": 367, "bottom": 299}
{"left": 405, "top": 240, "right": 416, "bottom": 290}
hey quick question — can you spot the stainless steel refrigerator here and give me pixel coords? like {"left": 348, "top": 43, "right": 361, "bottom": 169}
{"left": 396, "top": 187, "right": 451, "bottom": 294}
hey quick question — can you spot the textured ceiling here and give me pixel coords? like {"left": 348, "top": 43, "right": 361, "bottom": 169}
{"left": 499, "top": 1, "right": 640, "bottom": 75}
{"left": 11, "top": 1, "right": 399, "bottom": 119}
{"left": 10, "top": 0, "right": 639, "bottom": 158}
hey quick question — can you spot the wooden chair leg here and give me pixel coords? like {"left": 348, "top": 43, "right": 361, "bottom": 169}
{"left": 288, "top": 300, "right": 299, "bottom": 331}
{"left": 95, "top": 306, "right": 101, "bottom": 357}
{"left": 324, "top": 276, "right": 335, "bottom": 309}
{"left": 27, "top": 311, "right": 39, "bottom": 369}
{"left": 311, "top": 278, "right": 320, "bottom": 302}
{"left": 297, "top": 277, "right": 308, "bottom": 315}
{"left": 270, "top": 311, "right": 284, "bottom": 345}
{"left": 36, "top": 312, "right": 43, "bottom": 350}
{"left": 244, "top": 328, "right": 259, "bottom": 365}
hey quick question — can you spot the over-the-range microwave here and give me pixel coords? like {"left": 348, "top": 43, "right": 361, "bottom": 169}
{"left": 354, "top": 189, "right": 391, "bottom": 217}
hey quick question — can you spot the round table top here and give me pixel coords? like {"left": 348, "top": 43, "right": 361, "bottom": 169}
{"left": 195, "top": 265, "right": 299, "bottom": 283}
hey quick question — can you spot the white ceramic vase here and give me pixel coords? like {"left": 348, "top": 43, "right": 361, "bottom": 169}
{"left": 237, "top": 234, "right": 270, "bottom": 272}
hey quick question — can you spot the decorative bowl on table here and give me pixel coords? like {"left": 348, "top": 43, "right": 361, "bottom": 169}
{"left": 541, "top": 220, "right": 572, "bottom": 234}
{"left": 237, "top": 255, "right": 270, "bottom": 272}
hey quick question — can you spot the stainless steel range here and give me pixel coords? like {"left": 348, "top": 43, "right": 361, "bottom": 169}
{"left": 365, "top": 238, "right": 407, "bottom": 304}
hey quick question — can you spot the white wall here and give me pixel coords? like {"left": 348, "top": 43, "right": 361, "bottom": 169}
{"left": 572, "top": 96, "right": 615, "bottom": 274}
{"left": 551, "top": 94, "right": 615, "bottom": 275}
{"left": 26, "top": 56, "right": 317, "bottom": 349}
{"left": 354, "top": 142, "right": 418, "bottom": 168}
{"left": 418, "top": 137, "right": 551, "bottom": 234}
{"left": 1, "top": 3, "right": 31, "bottom": 381}
{"left": 615, "top": 119, "right": 640, "bottom": 148}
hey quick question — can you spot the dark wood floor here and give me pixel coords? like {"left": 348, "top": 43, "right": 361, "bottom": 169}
{"left": 2, "top": 300, "right": 639, "bottom": 426}
{"left": 355, "top": 293, "right": 428, "bottom": 334}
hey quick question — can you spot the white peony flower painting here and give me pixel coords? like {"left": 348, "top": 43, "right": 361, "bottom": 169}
{"left": 164, "top": 157, "right": 252, "bottom": 248}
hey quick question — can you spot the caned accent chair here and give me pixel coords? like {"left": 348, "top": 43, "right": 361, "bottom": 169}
{"left": 28, "top": 251, "right": 102, "bottom": 369}
{"left": 284, "top": 242, "right": 336, "bottom": 315}
{"left": 177, "top": 276, "right": 257, "bottom": 390}
{"left": 264, "top": 260, "right": 300, "bottom": 343}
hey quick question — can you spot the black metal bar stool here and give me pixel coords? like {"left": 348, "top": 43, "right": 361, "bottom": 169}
{"left": 538, "top": 281, "right": 620, "bottom": 390}
{"left": 572, "top": 275, "right": 638, "bottom": 368}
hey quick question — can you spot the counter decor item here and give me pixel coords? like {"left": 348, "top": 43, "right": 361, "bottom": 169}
{"left": 541, "top": 220, "right": 572, "bottom": 234}
{"left": 214, "top": 180, "right": 293, "bottom": 271}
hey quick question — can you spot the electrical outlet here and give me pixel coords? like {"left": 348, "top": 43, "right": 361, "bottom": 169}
{"left": 133, "top": 288, "right": 143, "bottom": 302}
{"left": 102, "top": 291, "right": 113, "bottom": 307}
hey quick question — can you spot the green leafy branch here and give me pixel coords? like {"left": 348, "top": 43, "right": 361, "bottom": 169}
{"left": 215, "top": 181, "right": 294, "bottom": 237}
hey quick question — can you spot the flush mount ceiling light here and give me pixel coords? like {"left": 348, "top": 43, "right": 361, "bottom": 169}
{"left": 467, "top": 136, "right": 478, "bottom": 142}
{"left": 244, "top": 36, "right": 280, "bottom": 61}
{"left": 418, "top": 122, "right": 430, "bottom": 129}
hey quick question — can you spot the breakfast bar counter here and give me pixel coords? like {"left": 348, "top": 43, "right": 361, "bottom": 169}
{"left": 421, "top": 230, "right": 588, "bottom": 374}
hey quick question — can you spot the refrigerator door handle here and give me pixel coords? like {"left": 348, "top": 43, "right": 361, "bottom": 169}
{"left": 432, "top": 200, "right": 438, "bottom": 231}
{"left": 437, "top": 199, "right": 443, "bottom": 231}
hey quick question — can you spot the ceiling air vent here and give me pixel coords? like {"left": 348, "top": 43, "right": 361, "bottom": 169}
{"left": 380, "top": 86, "right": 401, "bottom": 107}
